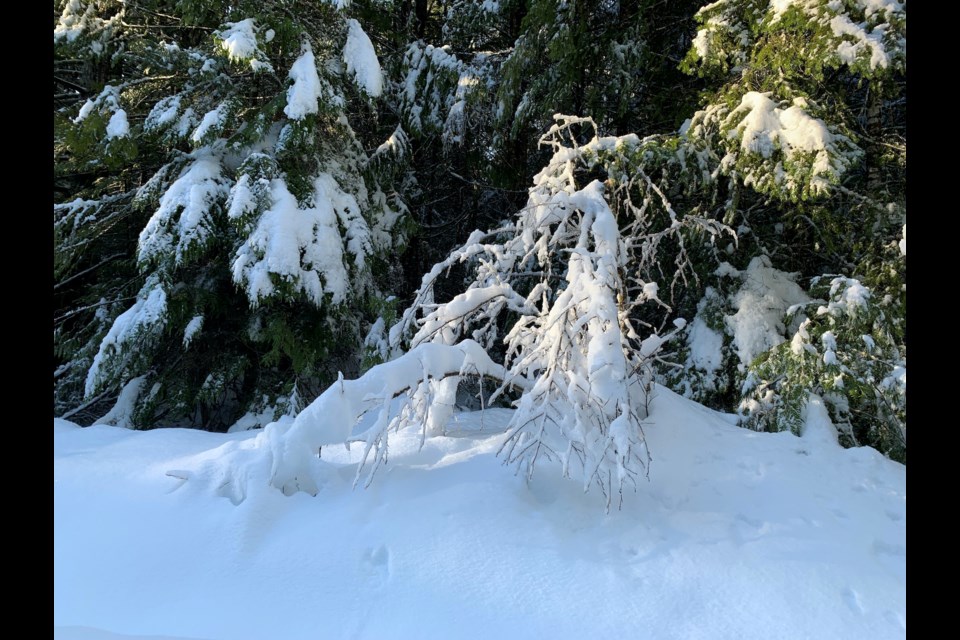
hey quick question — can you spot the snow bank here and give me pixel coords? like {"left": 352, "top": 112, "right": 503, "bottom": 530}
{"left": 55, "top": 384, "right": 906, "bottom": 639}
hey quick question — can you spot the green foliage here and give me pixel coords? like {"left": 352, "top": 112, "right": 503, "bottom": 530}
{"left": 740, "top": 273, "right": 905, "bottom": 461}
{"left": 657, "top": 0, "right": 907, "bottom": 460}
{"left": 660, "top": 286, "right": 741, "bottom": 409}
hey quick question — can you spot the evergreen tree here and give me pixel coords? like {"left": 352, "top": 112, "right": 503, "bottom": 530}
{"left": 665, "top": 0, "right": 906, "bottom": 459}
{"left": 54, "top": 0, "right": 408, "bottom": 429}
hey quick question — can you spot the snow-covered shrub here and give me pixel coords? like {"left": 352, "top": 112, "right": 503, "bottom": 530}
{"left": 660, "top": 285, "right": 740, "bottom": 408}
{"left": 739, "top": 275, "right": 905, "bottom": 461}
{"left": 273, "top": 116, "right": 733, "bottom": 509}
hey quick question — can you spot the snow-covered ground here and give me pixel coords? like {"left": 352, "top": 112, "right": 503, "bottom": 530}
{"left": 54, "top": 385, "right": 905, "bottom": 640}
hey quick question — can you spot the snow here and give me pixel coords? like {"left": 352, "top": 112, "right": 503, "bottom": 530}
{"left": 54, "top": 0, "right": 88, "bottom": 42}
{"left": 371, "top": 125, "right": 409, "bottom": 161}
{"left": 714, "top": 90, "right": 860, "bottom": 196}
{"left": 822, "top": 330, "right": 838, "bottom": 365}
{"left": 399, "top": 42, "right": 488, "bottom": 136}
{"left": 692, "top": 28, "right": 712, "bottom": 58}
{"left": 412, "top": 284, "right": 530, "bottom": 347}
{"left": 860, "top": 0, "right": 903, "bottom": 19}
{"left": 105, "top": 110, "right": 129, "bottom": 139}
{"left": 182, "top": 315, "right": 204, "bottom": 348}
{"left": 175, "top": 107, "right": 198, "bottom": 139}
{"left": 826, "top": 276, "right": 871, "bottom": 316}
{"left": 216, "top": 19, "right": 273, "bottom": 72}
{"left": 317, "top": 173, "right": 371, "bottom": 269}
{"left": 85, "top": 282, "right": 167, "bottom": 398}
{"left": 217, "top": 19, "right": 255, "bottom": 62}
{"left": 899, "top": 223, "right": 906, "bottom": 256}
{"left": 881, "top": 365, "right": 905, "bottom": 393}
{"left": 343, "top": 19, "right": 383, "bottom": 98}
{"left": 145, "top": 96, "right": 182, "bottom": 131}
{"left": 726, "top": 256, "right": 809, "bottom": 367}
{"left": 190, "top": 104, "right": 228, "bottom": 144}
{"left": 769, "top": 0, "right": 796, "bottom": 18}
{"left": 766, "top": 0, "right": 903, "bottom": 71}
{"left": 729, "top": 92, "right": 833, "bottom": 162}
{"left": 137, "top": 154, "right": 230, "bottom": 266}
{"left": 94, "top": 376, "right": 147, "bottom": 429}
{"left": 55, "top": 0, "right": 120, "bottom": 43}
{"left": 225, "top": 174, "right": 257, "bottom": 220}
{"left": 284, "top": 47, "right": 322, "bottom": 120}
{"left": 232, "top": 176, "right": 362, "bottom": 308}
{"left": 802, "top": 392, "right": 840, "bottom": 447}
{"left": 830, "top": 13, "right": 891, "bottom": 70}
{"left": 688, "top": 315, "right": 724, "bottom": 374}
{"left": 55, "top": 383, "right": 905, "bottom": 639}
{"left": 72, "top": 87, "right": 130, "bottom": 139}
{"left": 74, "top": 100, "right": 95, "bottom": 123}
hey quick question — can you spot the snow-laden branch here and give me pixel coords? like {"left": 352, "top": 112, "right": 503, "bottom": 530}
{"left": 214, "top": 340, "right": 524, "bottom": 496}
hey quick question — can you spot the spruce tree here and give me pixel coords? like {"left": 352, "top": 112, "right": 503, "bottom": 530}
{"left": 666, "top": 0, "right": 906, "bottom": 459}
{"left": 54, "top": 0, "right": 408, "bottom": 429}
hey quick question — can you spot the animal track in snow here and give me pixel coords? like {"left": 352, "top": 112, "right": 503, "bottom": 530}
{"left": 842, "top": 587, "right": 864, "bottom": 615}
{"left": 872, "top": 539, "right": 906, "bottom": 557}
{"left": 362, "top": 544, "right": 391, "bottom": 587}
{"left": 884, "top": 610, "right": 906, "bottom": 631}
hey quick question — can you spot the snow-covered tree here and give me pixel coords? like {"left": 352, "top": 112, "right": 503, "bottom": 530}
{"left": 55, "top": 0, "right": 408, "bottom": 429}
{"left": 284, "top": 115, "right": 733, "bottom": 509}
{"left": 660, "top": 0, "right": 907, "bottom": 459}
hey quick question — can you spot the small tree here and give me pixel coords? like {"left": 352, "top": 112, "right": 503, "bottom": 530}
{"left": 275, "top": 116, "right": 732, "bottom": 509}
